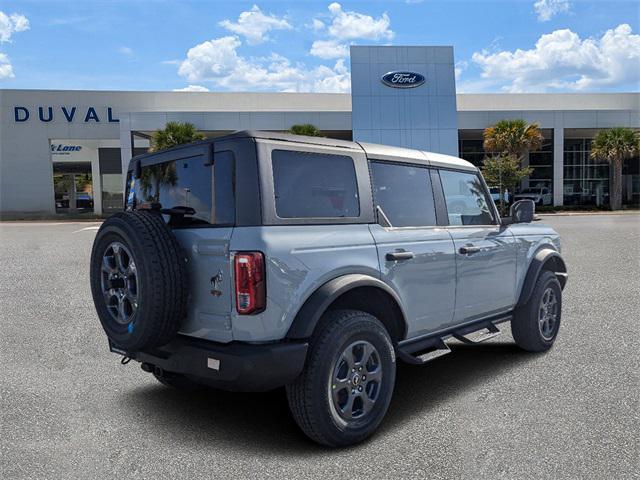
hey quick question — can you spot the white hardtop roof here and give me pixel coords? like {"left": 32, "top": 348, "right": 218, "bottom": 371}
{"left": 358, "top": 142, "right": 476, "bottom": 172}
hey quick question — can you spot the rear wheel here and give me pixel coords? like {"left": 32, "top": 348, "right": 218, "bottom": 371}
{"left": 512, "top": 270, "right": 562, "bottom": 352}
{"left": 286, "top": 310, "right": 396, "bottom": 447}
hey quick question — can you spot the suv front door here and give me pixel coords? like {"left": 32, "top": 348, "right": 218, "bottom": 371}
{"left": 437, "top": 169, "right": 517, "bottom": 323}
{"left": 368, "top": 161, "right": 456, "bottom": 338}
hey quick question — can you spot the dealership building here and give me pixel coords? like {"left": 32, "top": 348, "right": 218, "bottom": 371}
{"left": 1, "top": 46, "right": 638, "bottom": 218}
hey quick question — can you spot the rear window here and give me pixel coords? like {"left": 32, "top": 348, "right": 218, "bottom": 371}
{"left": 272, "top": 149, "right": 360, "bottom": 219}
{"left": 135, "top": 158, "right": 211, "bottom": 225}
{"left": 131, "top": 150, "right": 235, "bottom": 226}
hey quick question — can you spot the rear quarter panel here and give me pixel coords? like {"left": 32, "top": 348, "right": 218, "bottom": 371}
{"left": 229, "top": 225, "right": 380, "bottom": 342}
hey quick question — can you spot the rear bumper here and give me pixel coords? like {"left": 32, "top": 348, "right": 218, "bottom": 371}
{"left": 110, "top": 336, "right": 308, "bottom": 392}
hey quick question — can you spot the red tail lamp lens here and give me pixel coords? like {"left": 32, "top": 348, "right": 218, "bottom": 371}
{"left": 234, "top": 252, "right": 265, "bottom": 314}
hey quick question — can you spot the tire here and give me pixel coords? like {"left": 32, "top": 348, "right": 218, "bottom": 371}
{"left": 512, "top": 270, "right": 562, "bottom": 352}
{"left": 286, "top": 310, "right": 396, "bottom": 447}
{"left": 153, "top": 371, "right": 204, "bottom": 392}
{"left": 90, "top": 211, "right": 188, "bottom": 352}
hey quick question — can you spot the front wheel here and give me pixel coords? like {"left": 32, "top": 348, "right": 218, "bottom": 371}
{"left": 286, "top": 310, "right": 396, "bottom": 447}
{"left": 512, "top": 270, "right": 562, "bottom": 352}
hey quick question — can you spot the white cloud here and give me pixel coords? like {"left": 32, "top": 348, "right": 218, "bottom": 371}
{"left": 325, "top": 2, "right": 393, "bottom": 41}
{"left": 310, "top": 39, "right": 349, "bottom": 59}
{"left": 309, "top": 3, "right": 393, "bottom": 59}
{"left": 311, "top": 18, "right": 325, "bottom": 31}
{"left": 0, "top": 52, "right": 14, "bottom": 79}
{"left": 471, "top": 24, "right": 640, "bottom": 92}
{"left": 173, "top": 85, "right": 210, "bottom": 92}
{"left": 0, "top": 11, "right": 29, "bottom": 43}
{"left": 177, "top": 35, "right": 350, "bottom": 93}
{"left": 118, "top": 46, "right": 133, "bottom": 55}
{"left": 533, "top": 0, "right": 570, "bottom": 22}
{"left": 219, "top": 5, "right": 291, "bottom": 45}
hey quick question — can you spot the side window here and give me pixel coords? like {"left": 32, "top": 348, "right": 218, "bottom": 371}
{"left": 137, "top": 158, "right": 212, "bottom": 225}
{"left": 272, "top": 149, "right": 360, "bottom": 218}
{"left": 439, "top": 170, "right": 495, "bottom": 226}
{"left": 370, "top": 161, "right": 437, "bottom": 227}
{"left": 213, "top": 151, "right": 235, "bottom": 225}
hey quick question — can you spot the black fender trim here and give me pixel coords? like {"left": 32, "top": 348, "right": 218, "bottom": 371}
{"left": 286, "top": 274, "right": 407, "bottom": 340}
{"left": 517, "top": 248, "right": 568, "bottom": 307}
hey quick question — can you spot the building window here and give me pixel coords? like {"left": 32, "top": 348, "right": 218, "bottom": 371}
{"left": 458, "top": 130, "right": 554, "bottom": 194}
{"left": 563, "top": 138, "right": 610, "bottom": 206}
{"left": 528, "top": 136, "right": 553, "bottom": 191}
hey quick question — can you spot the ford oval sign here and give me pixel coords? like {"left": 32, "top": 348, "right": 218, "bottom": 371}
{"left": 381, "top": 71, "right": 425, "bottom": 88}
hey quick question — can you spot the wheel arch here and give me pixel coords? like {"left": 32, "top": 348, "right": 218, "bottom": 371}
{"left": 286, "top": 274, "right": 408, "bottom": 343}
{"left": 517, "top": 248, "right": 567, "bottom": 308}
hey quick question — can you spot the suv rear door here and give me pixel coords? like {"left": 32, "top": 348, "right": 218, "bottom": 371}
{"left": 436, "top": 168, "right": 517, "bottom": 322}
{"left": 368, "top": 160, "right": 456, "bottom": 338}
{"left": 131, "top": 141, "right": 240, "bottom": 343}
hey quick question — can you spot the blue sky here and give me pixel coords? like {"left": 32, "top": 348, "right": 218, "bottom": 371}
{"left": 0, "top": 0, "right": 638, "bottom": 93}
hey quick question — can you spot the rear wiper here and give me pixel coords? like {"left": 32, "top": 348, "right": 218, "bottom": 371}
{"left": 160, "top": 206, "right": 196, "bottom": 217}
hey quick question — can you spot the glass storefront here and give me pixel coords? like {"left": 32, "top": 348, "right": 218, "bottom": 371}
{"left": 528, "top": 136, "right": 553, "bottom": 190}
{"left": 458, "top": 130, "right": 554, "bottom": 193}
{"left": 53, "top": 162, "right": 94, "bottom": 213}
{"left": 563, "top": 138, "right": 610, "bottom": 206}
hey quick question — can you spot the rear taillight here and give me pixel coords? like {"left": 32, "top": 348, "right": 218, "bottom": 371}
{"left": 234, "top": 252, "right": 266, "bottom": 314}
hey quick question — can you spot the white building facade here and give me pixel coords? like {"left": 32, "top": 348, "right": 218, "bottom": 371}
{"left": 1, "top": 46, "right": 638, "bottom": 217}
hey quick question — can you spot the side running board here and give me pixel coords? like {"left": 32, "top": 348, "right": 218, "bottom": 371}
{"left": 397, "top": 315, "right": 510, "bottom": 365}
{"left": 452, "top": 322, "right": 501, "bottom": 344}
{"left": 397, "top": 338, "right": 451, "bottom": 365}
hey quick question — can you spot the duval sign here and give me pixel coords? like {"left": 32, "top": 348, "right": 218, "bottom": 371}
{"left": 14, "top": 106, "right": 119, "bottom": 123}
{"left": 381, "top": 71, "right": 426, "bottom": 88}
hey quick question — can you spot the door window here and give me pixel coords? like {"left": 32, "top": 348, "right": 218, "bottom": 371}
{"left": 272, "top": 149, "right": 359, "bottom": 218}
{"left": 370, "top": 161, "right": 437, "bottom": 227}
{"left": 439, "top": 170, "right": 495, "bottom": 226}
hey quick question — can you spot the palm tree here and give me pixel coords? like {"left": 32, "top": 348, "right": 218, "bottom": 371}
{"left": 150, "top": 121, "right": 205, "bottom": 152}
{"left": 288, "top": 124, "right": 324, "bottom": 137}
{"left": 590, "top": 127, "right": 640, "bottom": 210}
{"left": 140, "top": 122, "right": 205, "bottom": 202}
{"left": 482, "top": 119, "right": 543, "bottom": 214}
{"left": 483, "top": 119, "right": 544, "bottom": 158}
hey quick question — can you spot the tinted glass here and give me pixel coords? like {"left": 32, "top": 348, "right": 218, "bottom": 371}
{"left": 370, "top": 162, "right": 437, "bottom": 227}
{"left": 135, "top": 157, "right": 212, "bottom": 225}
{"left": 272, "top": 150, "right": 359, "bottom": 218}
{"left": 213, "top": 151, "right": 235, "bottom": 225}
{"left": 439, "top": 170, "right": 495, "bottom": 226}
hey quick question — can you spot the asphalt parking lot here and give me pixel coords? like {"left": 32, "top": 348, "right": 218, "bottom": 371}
{"left": 1, "top": 214, "right": 638, "bottom": 479}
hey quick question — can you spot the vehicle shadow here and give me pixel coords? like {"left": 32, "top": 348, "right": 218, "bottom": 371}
{"left": 120, "top": 341, "right": 536, "bottom": 454}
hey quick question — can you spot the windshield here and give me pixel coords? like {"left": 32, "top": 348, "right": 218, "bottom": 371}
{"left": 520, "top": 188, "right": 540, "bottom": 194}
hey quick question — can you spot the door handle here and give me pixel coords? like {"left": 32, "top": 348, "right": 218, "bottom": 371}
{"left": 386, "top": 251, "right": 415, "bottom": 261}
{"left": 459, "top": 245, "right": 481, "bottom": 255}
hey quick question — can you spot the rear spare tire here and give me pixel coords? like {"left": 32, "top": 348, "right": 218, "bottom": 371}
{"left": 90, "top": 211, "right": 188, "bottom": 352}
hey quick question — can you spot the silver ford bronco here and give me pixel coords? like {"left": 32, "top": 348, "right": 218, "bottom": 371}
{"left": 90, "top": 131, "right": 567, "bottom": 447}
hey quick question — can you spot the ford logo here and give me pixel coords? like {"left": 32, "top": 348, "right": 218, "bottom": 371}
{"left": 381, "top": 71, "right": 426, "bottom": 88}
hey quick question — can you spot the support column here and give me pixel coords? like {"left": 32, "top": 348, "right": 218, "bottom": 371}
{"left": 91, "top": 150, "right": 103, "bottom": 216}
{"left": 119, "top": 115, "right": 133, "bottom": 192}
{"left": 553, "top": 127, "right": 564, "bottom": 207}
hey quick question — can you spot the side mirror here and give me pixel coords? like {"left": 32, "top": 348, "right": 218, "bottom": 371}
{"left": 502, "top": 199, "right": 535, "bottom": 225}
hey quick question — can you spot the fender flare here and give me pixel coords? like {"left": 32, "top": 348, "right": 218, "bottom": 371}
{"left": 517, "top": 248, "right": 568, "bottom": 307}
{"left": 286, "top": 274, "right": 407, "bottom": 340}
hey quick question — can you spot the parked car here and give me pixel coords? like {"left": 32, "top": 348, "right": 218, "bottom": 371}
{"left": 90, "top": 131, "right": 567, "bottom": 447}
{"left": 514, "top": 186, "right": 552, "bottom": 206}
{"left": 489, "top": 187, "right": 510, "bottom": 204}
